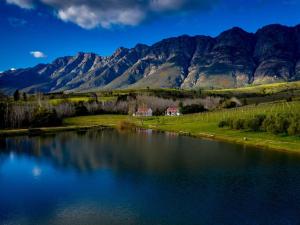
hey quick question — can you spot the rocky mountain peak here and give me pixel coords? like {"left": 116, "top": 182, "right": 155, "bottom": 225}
{"left": 1, "top": 24, "right": 300, "bottom": 94}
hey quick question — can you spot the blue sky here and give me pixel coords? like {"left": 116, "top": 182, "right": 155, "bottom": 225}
{"left": 1, "top": 0, "right": 300, "bottom": 72}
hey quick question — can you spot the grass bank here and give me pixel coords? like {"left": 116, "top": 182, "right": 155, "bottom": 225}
{"left": 63, "top": 101, "right": 300, "bottom": 153}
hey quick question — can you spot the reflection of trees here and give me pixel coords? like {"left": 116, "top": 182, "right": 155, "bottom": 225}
{"left": 0, "top": 138, "right": 8, "bottom": 173}
{"left": 0, "top": 156, "right": 6, "bottom": 172}
{"left": 0, "top": 130, "right": 205, "bottom": 173}
{"left": 0, "top": 129, "right": 284, "bottom": 174}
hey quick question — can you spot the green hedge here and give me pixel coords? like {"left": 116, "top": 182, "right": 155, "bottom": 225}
{"left": 218, "top": 113, "right": 300, "bottom": 136}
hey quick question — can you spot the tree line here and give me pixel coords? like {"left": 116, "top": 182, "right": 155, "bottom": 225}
{"left": 218, "top": 113, "right": 300, "bottom": 136}
{"left": 0, "top": 91, "right": 223, "bottom": 129}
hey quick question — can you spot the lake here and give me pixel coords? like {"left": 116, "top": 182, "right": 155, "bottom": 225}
{"left": 0, "top": 129, "right": 300, "bottom": 225}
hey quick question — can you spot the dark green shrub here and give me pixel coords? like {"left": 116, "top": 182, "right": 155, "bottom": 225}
{"left": 218, "top": 120, "right": 229, "bottom": 128}
{"left": 232, "top": 118, "right": 245, "bottom": 130}
{"left": 75, "top": 102, "right": 89, "bottom": 116}
{"left": 262, "top": 113, "right": 290, "bottom": 134}
{"left": 180, "top": 104, "right": 206, "bottom": 114}
{"left": 153, "top": 109, "right": 164, "bottom": 116}
{"left": 245, "top": 114, "right": 266, "bottom": 131}
{"left": 273, "top": 113, "right": 290, "bottom": 134}
{"left": 219, "top": 113, "right": 299, "bottom": 136}
{"left": 287, "top": 115, "right": 300, "bottom": 136}
{"left": 31, "top": 108, "right": 62, "bottom": 128}
{"left": 262, "top": 115, "right": 277, "bottom": 133}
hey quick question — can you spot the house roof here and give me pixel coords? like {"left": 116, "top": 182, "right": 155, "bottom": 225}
{"left": 167, "top": 106, "right": 179, "bottom": 112}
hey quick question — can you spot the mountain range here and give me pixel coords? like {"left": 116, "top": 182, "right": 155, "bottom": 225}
{"left": 1, "top": 24, "right": 300, "bottom": 94}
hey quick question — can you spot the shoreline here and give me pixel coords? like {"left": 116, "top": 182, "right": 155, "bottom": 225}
{"left": 0, "top": 122, "right": 299, "bottom": 154}
{"left": 138, "top": 126, "right": 300, "bottom": 154}
{"left": 0, "top": 125, "right": 109, "bottom": 137}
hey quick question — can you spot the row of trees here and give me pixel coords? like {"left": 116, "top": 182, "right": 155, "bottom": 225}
{"left": 0, "top": 91, "right": 224, "bottom": 129}
{"left": 13, "top": 90, "right": 28, "bottom": 101}
{"left": 218, "top": 113, "right": 300, "bottom": 136}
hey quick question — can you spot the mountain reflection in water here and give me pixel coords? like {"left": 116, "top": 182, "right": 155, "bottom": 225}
{"left": 0, "top": 129, "right": 252, "bottom": 173}
{"left": 1, "top": 129, "right": 300, "bottom": 225}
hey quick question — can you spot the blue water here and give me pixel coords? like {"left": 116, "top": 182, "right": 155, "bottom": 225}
{"left": 0, "top": 129, "right": 300, "bottom": 225}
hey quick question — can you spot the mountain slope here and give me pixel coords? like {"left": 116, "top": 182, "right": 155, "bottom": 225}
{"left": 1, "top": 24, "right": 300, "bottom": 94}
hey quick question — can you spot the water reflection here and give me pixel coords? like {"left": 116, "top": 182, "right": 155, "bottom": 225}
{"left": 0, "top": 129, "right": 273, "bottom": 174}
{"left": 1, "top": 129, "right": 300, "bottom": 225}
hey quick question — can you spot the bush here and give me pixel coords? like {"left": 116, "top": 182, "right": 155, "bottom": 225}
{"left": 245, "top": 114, "right": 266, "bottom": 131}
{"left": 274, "top": 113, "right": 290, "bottom": 134}
{"left": 75, "top": 102, "right": 89, "bottom": 116}
{"left": 287, "top": 115, "right": 300, "bottom": 136}
{"left": 262, "top": 113, "right": 291, "bottom": 135}
{"left": 31, "top": 108, "right": 62, "bottom": 128}
{"left": 180, "top": 104, "right": 206, "bottom": 114}
{"left": 232, "top": 118, "right": 245, "bottom": 130}
{"left": 218, "top": 120, "right": 229, "bottom": 128}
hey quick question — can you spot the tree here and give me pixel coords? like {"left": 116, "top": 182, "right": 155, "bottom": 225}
{"left": 23, "top": 92, "right": 27, "bottom": 101}
{"left": 196, "top": 88, "right": 203, "bottom": 97}
{"left": 91, "top": 92, "right": 98, "bottom": 102}
{"left": 178, "top": 101, "right": 184, "bottom": 114}
{"left": 13, "top": 90, "right": 20, "bottom": 101}
{"left": 180, "top": 104, "right": 206, "bottom": 114}
{"left": 75, "top": 102, "right": 89, "bottom": 116}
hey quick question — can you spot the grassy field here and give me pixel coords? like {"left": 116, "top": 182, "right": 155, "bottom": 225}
{"left": 208, "top": 81, "right": 300, "bottom": 95}
{"left": 49, "top": 97, "right": 92, "bottom": 105}
{"left": 4, "top": 80, "right": 300, "bottom": 105}
{"left": 64, "top": 100, "right": 300, "bottom": 152}
{"left": 48, "top": 96, "right": 117, "bottom": 105}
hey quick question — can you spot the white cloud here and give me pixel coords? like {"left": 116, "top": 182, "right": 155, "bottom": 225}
{"left": 10, "top": 68, "right": 17, "bottom": 71}
{"left": 58, "top": 5, "right": 145, "bottom": 29}
{"left": 6, "top": 0, "right": 33, "bottom": 9}
{"left": 150, "top": 0, "right": 186, "bottom": 11}
{"left": 6, "top": 0, "right": 217, "bottom": 29}
{"left": 30, "top": 51, "right": 47, "bottom": 58}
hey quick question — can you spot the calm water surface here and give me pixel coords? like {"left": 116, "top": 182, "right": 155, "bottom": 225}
{"left": 0, "top": 129, "right": 300, "bottom": 225}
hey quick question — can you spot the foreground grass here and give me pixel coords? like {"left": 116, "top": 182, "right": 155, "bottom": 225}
{"left": 64, "top": 101, "right": 300, "bottom": 152}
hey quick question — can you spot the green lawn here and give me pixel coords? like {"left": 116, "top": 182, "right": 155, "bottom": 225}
{"left": 64, "top": 101, "right": 300, "bottom": 152}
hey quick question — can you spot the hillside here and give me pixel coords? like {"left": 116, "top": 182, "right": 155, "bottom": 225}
{"left": 1, "top": 24, "right": 300, "bottom": 94}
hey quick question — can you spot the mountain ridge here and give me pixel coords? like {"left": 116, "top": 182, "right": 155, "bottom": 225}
{"left": 1, "top": 23, "right": 300, "bottom": 94}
